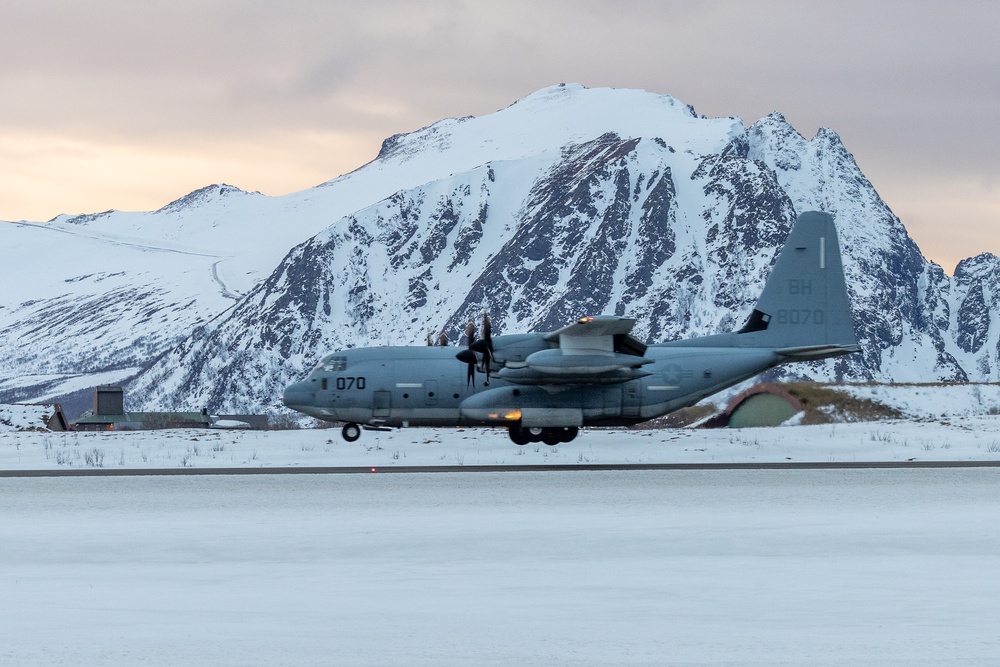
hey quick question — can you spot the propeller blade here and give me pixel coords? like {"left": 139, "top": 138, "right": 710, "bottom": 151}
{"left": 482, "top": 312, "right": 493, "bottom": 386}
{"left": 465, "top": 320, "right": 477, "bottom": 347}
{"left": 457, "top": 314, "right": 494, "bottom": 388}
{"left": 460, "top": 319, "right": 478, "bottom": 388}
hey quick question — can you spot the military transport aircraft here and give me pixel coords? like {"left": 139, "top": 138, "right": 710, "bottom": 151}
{"left": 282, "top": 211, "right": 859, "bottom": 444}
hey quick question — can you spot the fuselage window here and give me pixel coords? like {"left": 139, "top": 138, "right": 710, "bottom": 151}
{"left": 321, "top": 378, "right": 328, "bottom": 391}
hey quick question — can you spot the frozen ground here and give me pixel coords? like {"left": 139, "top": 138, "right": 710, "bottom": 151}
{"left": 4, "top": 422, "right": 999, "bottom": 665}
{"left": 3, "top": 467, "right": 999, "bottom": 666}
{"left": 3, "top": 416, "right": 1000, "bottom": 470}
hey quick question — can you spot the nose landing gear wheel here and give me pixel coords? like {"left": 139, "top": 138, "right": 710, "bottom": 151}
{"left": 341, "top": 423, "right": 361, "bottom": 442}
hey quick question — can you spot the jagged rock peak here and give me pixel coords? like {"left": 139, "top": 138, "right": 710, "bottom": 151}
{"left": 954, "top": 252, "right": 1000, "bottom": 281}
{"left": 747, "top": 113, "right": 807, "bottom": 170}
{"left": 60, "top": 210, "right": 117, "bottom": 225}
{"left": 813, "top": 127, "right": 848, "bottom": 150}
{"left": 156, "top": 183, "right": 256, "bottom": 214}
{"left": 748, "top": 113, "right": 849, "bottom": 158}
{"left": 751, "top": 111, "right": 798, "bottom": 133}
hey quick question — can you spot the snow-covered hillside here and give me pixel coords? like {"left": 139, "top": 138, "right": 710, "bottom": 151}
{"left": 2, "top": 84, "right": 997, "bottom": 414}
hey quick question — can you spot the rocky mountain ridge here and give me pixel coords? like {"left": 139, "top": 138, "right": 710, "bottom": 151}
{"left": 2, "top": 84, "right": 997, "bottom": 415}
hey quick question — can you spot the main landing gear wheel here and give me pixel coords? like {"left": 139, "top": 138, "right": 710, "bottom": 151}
{"left": 508, "top": 426, "right": 580, "bottom": 445}
{"left": 558, "top": 426, "right": 579, "bottom": 443}
{"left": 509, "top": 426, "right": 530, "bottom": 445}
{"left": 341, "top": 423, "right": 361, "bottom": 442}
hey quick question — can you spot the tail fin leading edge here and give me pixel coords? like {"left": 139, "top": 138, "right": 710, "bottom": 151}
{"left": 739, "top": 211, "right": 859, "bottom": 358}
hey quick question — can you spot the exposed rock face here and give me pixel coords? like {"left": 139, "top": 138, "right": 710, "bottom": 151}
{"left": 953, "top": 253, "right": 1000, "bottom": 377}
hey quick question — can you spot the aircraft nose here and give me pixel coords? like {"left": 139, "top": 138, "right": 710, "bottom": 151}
{"left": 281, "top": 381, "right": 314, "bottom": 409}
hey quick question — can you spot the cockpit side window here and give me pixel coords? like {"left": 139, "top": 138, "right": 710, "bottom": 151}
{"left": 317, "top": 355, "right": 348, "bottom": 372}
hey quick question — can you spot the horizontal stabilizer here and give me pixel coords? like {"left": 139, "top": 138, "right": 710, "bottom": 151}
{"left": 775, "top": 344, "right": 861, "bottom": 361}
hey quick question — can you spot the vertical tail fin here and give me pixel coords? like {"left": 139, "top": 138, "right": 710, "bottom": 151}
{"left": 738, "top": 211, "right": 858, "bottom": 358}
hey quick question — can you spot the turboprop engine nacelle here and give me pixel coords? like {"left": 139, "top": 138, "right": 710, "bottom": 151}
{"left": 458, "top": 386, "right": 585, "bottom": 426}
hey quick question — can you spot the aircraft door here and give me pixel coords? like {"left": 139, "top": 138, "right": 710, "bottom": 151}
{"left": 622, "top": 382, "right": 641, "bottom": 419}
{"left": 373, "top": 390, "right": 391, "bottom": 418}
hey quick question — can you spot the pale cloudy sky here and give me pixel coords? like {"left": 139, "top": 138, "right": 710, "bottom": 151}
{"left": 1, "top": 0, "right": 997, "bottom": 272}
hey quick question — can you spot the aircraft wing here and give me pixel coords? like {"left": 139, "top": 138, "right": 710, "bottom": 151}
{"left": 543, "top": 316, "right": 647, "bottom": 357}
{"left": 544, "top": 315, "right": 638, "bottom": 341}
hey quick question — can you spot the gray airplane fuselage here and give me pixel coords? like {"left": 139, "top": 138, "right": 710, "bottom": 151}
{"left": 281, "top": 211, "right": 860, "bottom": 442}
{"left": 281, "top": 342, "right": 783, "bottom": 428}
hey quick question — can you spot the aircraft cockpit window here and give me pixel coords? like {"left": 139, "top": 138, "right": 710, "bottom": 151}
{"left": 318, "top": 356, "right": 348, "bottom": 371}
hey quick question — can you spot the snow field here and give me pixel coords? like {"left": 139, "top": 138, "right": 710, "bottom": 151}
{"left": 3, "top": 417, "right": 1000, "bottom": 471}
{"left": 2, "top": 467, "right": 999, "bottom": 666}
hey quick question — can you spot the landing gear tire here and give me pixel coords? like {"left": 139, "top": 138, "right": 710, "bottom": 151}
{"left": 510, "top": 426, "right": 546, "bottom": 445}
{"left": 508, "top": 426, "right": 530, "bottom": 446}
{"left": 341, "top": 423, "right": 361, "bottom": 442}
{"left": 558, "top": 426, "right": 579, "bottom": 443}
{"left": 542, "top": 429, "right": 562, "bottom": 446}
{"left": 510, "top": 426, "right": 580, "bottom": 445}
{"left": 541, "top": 427, "right": 579, "bottom": 445}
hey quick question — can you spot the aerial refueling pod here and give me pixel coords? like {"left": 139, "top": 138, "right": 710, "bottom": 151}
{"left": 524, "top": 348, "right": 651, "bottom": 373}
{"left": 497, "top": 366, "right": 651, "bottom": 386}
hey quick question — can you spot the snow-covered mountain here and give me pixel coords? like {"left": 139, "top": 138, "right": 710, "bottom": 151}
{"left": 2, "top": 84, "right": 998, "bottom": 415}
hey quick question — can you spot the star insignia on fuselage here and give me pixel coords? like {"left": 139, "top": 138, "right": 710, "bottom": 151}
{"left": 662, "top": 364, "right": 692, "bottom": 386}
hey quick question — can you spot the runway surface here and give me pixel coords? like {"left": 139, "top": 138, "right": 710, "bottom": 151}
{"left": 4, "top": 467, "right": 999, "bottom": 666}
{"left": 3, "top": 459, "right": 1000, "bottom": 477}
